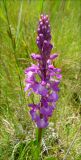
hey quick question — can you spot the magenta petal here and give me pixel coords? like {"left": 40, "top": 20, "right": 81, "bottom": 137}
{"left": 32, "top": 83, "right": 39, "bottom": 92}
{"left": 24, "top": 83, "right": 31, "bottom": 92}
{"left": 30, "top": 110, "right": 39, "bottom": 121}
{"left": 50, "top": 103, "right": 56, "bottom": 110}
{"left": 56, "top": 74, "right": 62, "bottom": 79}
{"left": 50, "top": 54, "right": 58, "bottom": 60}
{"left": 48, "top": 65, "right": 61, "bottom": 73}
{"left": 25, "top": 65, "right": 39, "bottom": 73}
{"left": 36, "top": 118, "right": 48, "bottom": 128}
{"left": 33, "top": 83, "right": 48, "bottom": 96}
{"left": 27, "top": 71, "right": 34, "bottom": 77}
{"left": 48, "top": 92, "right": 58, "bottom": 102}
{"left": 56, "top": 68, "right": 61, "bottom": 72}
{"left": 40, "top": 106, "right": 53, "bottom": 116}
{"left": 26, "top": 72, "right": 35, "bottom": 83}
{"left": 50, "top": 81, "right": 60, "bottom": 92}
{"left": 48, "top": 65, "right": 54, "bottom": 71}
{"left": 31, "top": 53, "right": 42, "bottom": 60}
{"left": 37, "top": 84, "right": 48, "bottom": 96}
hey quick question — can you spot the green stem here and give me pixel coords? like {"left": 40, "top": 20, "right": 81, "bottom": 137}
{"left": 63, "top": 126, "right": 81, "bottom": 160}
{"left": 38, "top": 128, "right": 42, "bottom": 144}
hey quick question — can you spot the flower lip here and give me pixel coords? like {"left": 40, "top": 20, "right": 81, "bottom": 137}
{"left": 50, "top": 53, "right": 58, "bottom": 60}
{"left": 40, "top": 106, "right": 53, "bottom": 117}
{"left": 36, "top": 117, "right": 48, "bottom": 128}
{"left": 34, "top": 83, "right": 48, "bottom": 96}
{"left": 48, "top": 92, "right": 58, "bottom": 102}
{"left": 31, "top": 53, "right": 42, "bottom": 60}
{"left": 25, "top": 64, "right": 39, "bottom": 73}
{"left": 30, "top": 109, "right": 39, "bottom": 121}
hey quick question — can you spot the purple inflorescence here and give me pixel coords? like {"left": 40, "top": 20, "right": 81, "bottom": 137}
{"left": 24, "top": 14, "right": 62, "bottom": 128}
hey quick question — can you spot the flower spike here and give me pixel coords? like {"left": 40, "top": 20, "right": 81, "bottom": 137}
{"left": 24, "top": 14, "right": 62, "bottom": 129}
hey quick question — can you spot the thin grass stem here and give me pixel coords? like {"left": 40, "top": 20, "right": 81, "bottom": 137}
{"left": 63, "top": 126, "right": 81, "bottom": 160}
{"left": 3, "top": 0, "right": 25, "bottom": 105}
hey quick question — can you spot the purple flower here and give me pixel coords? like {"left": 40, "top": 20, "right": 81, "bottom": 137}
{"left": 30, "top": 109, "right": 39, "bottom": 121}
{"left": 40, "top": 105, "right": 53, "bottom": 117}
{"left": 36, "top": 117, "right": 48, "bottom": 128}
{"left": 24, "top": 14, "right": 62, "bottom": 128}
{"left": 31, "top": 53, "right": 42, "bottom": 60}
{"left": 33, "top": 83, "right": 48, "bottom": 96}
{"left": 47, "top": 92, "right": 58, "bottom": 102}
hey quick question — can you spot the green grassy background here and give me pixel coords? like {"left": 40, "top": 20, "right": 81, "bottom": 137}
{"left": 0, "top": 0, "right": 81, "bottom": 160}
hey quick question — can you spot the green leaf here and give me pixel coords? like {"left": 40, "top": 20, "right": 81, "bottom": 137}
{"left": 0, "top": 7, "right": 6, "bottom": 22}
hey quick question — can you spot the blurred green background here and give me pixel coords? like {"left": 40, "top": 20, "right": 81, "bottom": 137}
{"left": 0, "top": 0, "right": 81, "bottom": 160}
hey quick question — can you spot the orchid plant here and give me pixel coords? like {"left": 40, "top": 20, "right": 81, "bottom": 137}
{"left": 24, "top": 14, "right": 62, "bottom": 143}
